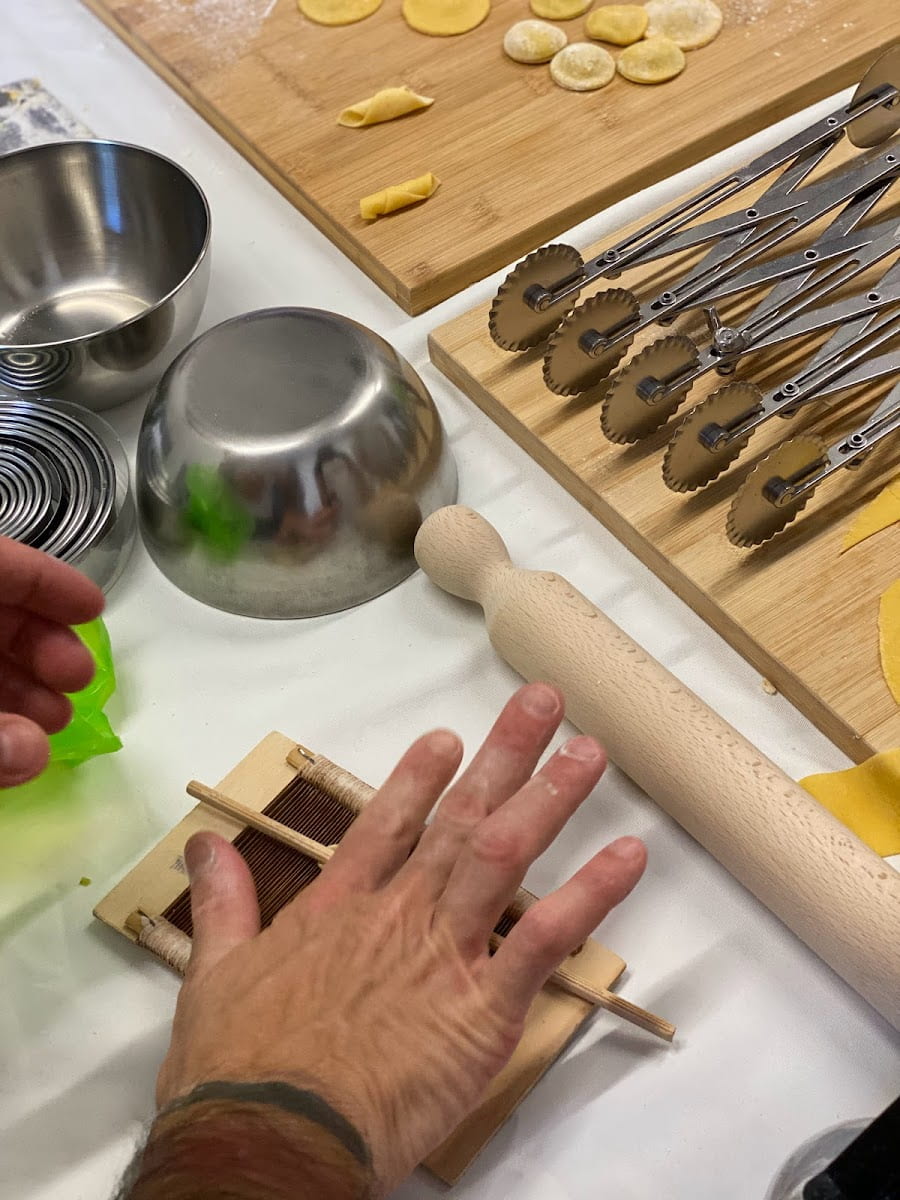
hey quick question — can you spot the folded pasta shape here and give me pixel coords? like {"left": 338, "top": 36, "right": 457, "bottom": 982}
{"left": 338, "top": 86, "right": 434, "bottom": 128}
{"left": 359, "top": 172, "right": 440, "bottom": 220}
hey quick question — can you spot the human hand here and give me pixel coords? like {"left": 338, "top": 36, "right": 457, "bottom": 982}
{"left": 156, "top": 683, "right": 646, "bottom": 1194}
{"left": 0, "top": 536, "right": 105, "bottom": 787}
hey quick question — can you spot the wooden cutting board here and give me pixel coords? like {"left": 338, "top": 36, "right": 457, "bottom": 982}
{"left": 82, "top": 0, "right": 896, "bottom": 314}
{"left": 428, "top": 135, "right": 900, "bottom": 764}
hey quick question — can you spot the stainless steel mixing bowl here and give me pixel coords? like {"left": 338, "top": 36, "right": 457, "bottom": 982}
{"left": 136, "top": 308, "right": 458, "bottom": 618}
{"left": 0, "top": 140, "right": 211, "bottom": 411}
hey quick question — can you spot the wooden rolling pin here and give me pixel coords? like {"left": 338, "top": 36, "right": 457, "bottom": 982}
{"left": 414, "top": 506, "right": 900, "bottom": 1032}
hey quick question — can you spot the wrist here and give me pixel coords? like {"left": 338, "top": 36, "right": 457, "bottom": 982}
{"left": 120, "top": 1083, "right": 377, "bottom": 1200}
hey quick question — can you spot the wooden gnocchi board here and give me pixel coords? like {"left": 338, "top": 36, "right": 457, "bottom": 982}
{"left": 428, "top": 136, "right": 900, "bottom": 763}
{"left": 81, "top": 0, "right": 896, "bottom": 314}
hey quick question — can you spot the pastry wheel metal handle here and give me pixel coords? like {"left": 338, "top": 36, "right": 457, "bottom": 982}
{"left": 490, "top": 44, "right": 900, "bottom": 349}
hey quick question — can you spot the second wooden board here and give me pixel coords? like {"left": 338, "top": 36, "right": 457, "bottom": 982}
{"left": 428, "top": 137, "right": 900, "bottom": 763}
{"left": 81, "top": 0, "right": 896, "bottom": 313}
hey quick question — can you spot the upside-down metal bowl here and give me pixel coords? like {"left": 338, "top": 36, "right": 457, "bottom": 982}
{"left": 0, "top": 140, "right": 211, "bottom": 411}
{"left": 136, "top": 308, "right": 459, "bottom": 618}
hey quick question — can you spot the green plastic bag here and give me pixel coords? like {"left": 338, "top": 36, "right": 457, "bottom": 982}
{"left": 48, "top": 618, "right": 122, "bottom": 766}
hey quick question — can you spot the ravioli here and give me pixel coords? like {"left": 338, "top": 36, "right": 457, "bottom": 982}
{"left": 359, "top": 172, "right": 440, "bottom": 219}
{"left": 402, "top": 0, "right": 490, "bottom": 35}
{"left": 338, "top": 86, "right": 434, "bottom": 127}
{"left": 617, "top": 35, "right": 685, "bottom": 82}
{"left": 585, "top": 4, "right": 648, "bottom": 44}
{"left": 531, "top": 0, "right": 591, "bottom": 17}
{"left": 550, "top": 42, "right": 616, "bottom": 90}
{"left": 643, "top": 0, "right": 723, "bottom": 49}
{"left": 504, "top": 19, "right": 568, "bottom": 63}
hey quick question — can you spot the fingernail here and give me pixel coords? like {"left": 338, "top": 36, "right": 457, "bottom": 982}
{"left": 185, "top": 836, "right": 217, "bottom": 880}
{"left": 607, "top": 836, "right": 646, "bottom": 864}
{"left": 521, "top": 684, "right": 560, "bottom": 717}
{"left": 0, "top": 726, "right": 27, "bottom": 767}
{"left": 0, "top": 730, "right": 15, "bottom": 766}
{"left": 428, "top": 729, "right": 462, "bottom": 757}
{"left": 559, "top": 735, "right": 603, "bottom": 763}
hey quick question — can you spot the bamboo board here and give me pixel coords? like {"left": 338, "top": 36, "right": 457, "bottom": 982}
{"left": 95, "top": 732, "right": 628, "bottom": 1184}
{"left": 80, "top": 0, "right": 897, "bottom": 314}
{"left": 428, "top": 138, "right": 900, "bottom": 763}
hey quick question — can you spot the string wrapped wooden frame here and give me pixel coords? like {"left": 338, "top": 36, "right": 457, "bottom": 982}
{"left": 95, "top": 733, "right": 659, "bottom": 1183}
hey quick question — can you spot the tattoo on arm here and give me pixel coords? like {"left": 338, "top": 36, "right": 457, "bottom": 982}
{"left": 114, "top": 1082, "right": 375, "bottom": 1200}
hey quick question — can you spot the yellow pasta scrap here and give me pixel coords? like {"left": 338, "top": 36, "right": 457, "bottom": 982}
{"left": 298, "top": 0, "right": 382, "bottom": 25}
{"left": 585, "top": 4, "right": 648, "bottom": 44}
{"left": 617, "top": 35, "right": 685, "bottom": 83}
{"left": 531, "top": 0, "right": 591, "bottom": 19}
{"left": 841, "top": 477, "right": 900, "bottom": 552}
{"left": 337, "top": 86, "right": 434, "bottom": 128}
{"left": 402, "top": 0, "right": 490, "bottom": 35}
{"left": 550, "top": 43, "right": 615, "bottom": 90}
{"left": 800, "top": 747, "right": 900, "bottom": 858}
{"left": 360, "top": 172, "right": 440, "bottom": 220}
{"left": 504, "top": 19, "right": 568, "bottom": 63}
{"left": 644, "top": 0, "right": 723, "bottom": 49}
{"left": 880, "top": 579, "right": 900, "bottom": 706}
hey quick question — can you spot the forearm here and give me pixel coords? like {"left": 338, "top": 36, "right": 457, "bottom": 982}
{"left": 117, "top": 1083, "right": 376, "bottom": 1200}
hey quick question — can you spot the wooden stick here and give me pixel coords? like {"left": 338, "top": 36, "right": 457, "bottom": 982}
{"left": 187, "top": 779, "right": 675, "bottom": 1042}
{"left": 413, "top": 505, "right": 900, "bottom": 1033}
{"left": 188, "top": 780, "right": 337, "bottom": 864}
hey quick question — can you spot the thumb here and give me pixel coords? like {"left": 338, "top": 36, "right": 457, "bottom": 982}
{"left": 0, "top": 715, "right": 50, "bottom": 788}
{"left": 185, "top": 832, "right": 261, "bottom": 978}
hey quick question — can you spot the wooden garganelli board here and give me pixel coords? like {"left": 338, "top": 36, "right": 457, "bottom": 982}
{"left": 81, "top": 0, "right": 896, "bottom": 314}
{"left": 428, "top": 136, "right": 900, "bottom": 764}
{"left": 95, "top": 732, "right": 629, "bottom": 1184}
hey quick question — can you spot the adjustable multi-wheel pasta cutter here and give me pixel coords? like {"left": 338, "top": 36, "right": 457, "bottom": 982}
{"left": 488, "top": 45, "right": 900, "bottom": 546}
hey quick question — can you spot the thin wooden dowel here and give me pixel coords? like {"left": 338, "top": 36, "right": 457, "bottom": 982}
{"left": 487, "top": 934, "right": 674, "bottom": 1042}
{"left": 188, "top": 779, "right": 675, "bottom": 1042}
{"left": 188, "top": 780, "right": 336, "bottom": 864}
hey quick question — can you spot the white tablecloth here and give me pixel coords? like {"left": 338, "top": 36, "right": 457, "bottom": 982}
{"left": 0, "top": 4, "right": 897, "bottom": 1197}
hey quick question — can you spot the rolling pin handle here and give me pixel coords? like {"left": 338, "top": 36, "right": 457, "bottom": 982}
{"left": 415, "top": 505, "right": 511, "bottom": 606}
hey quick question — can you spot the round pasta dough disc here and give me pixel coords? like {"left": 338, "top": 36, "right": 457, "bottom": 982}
{"left": 584, "top": 4, "right": 648, "bottom": 45}
{"left": 531, "top": 0, "right": 591, "bottom": 20}
{"left": 299, "top": 0, "right": 383, "bottom": 24}
{"left": 550, "top": 42, "right": 615, "bottom": 90}
{"left": 403, "top": 0, "right": 490, "bottom": 34}
{"left": 643, "top": 0, "right": 723, "bottom": 49}
{"left": 504, "top": 19, "right": 568, "bottom": 62}
{"left": 617, "top": 35, "right": 685, "bottom": 82}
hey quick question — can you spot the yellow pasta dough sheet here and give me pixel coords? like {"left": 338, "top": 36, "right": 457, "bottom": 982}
{"left": 842, "top": 477, "right": 900, "bottom": 552}
{"left": 338, "top": 86, "right": 434, "bottom": 127}
{"left": 880, "top": 579, "right": 900, "bottom": 706}
{"left": 800, "top": 748, "right": 900, "bottom": 858}
{"left": 360, "top": 172, "right": 440, "bottom": 219}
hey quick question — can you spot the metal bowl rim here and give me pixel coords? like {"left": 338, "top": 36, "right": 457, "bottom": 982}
{"left": 0, "top": 138, "right": 212, "bottom": 353}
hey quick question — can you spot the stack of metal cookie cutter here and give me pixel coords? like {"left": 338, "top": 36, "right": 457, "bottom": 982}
{"left": 0, "top": 397, "right": 135, "bottom": 592}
